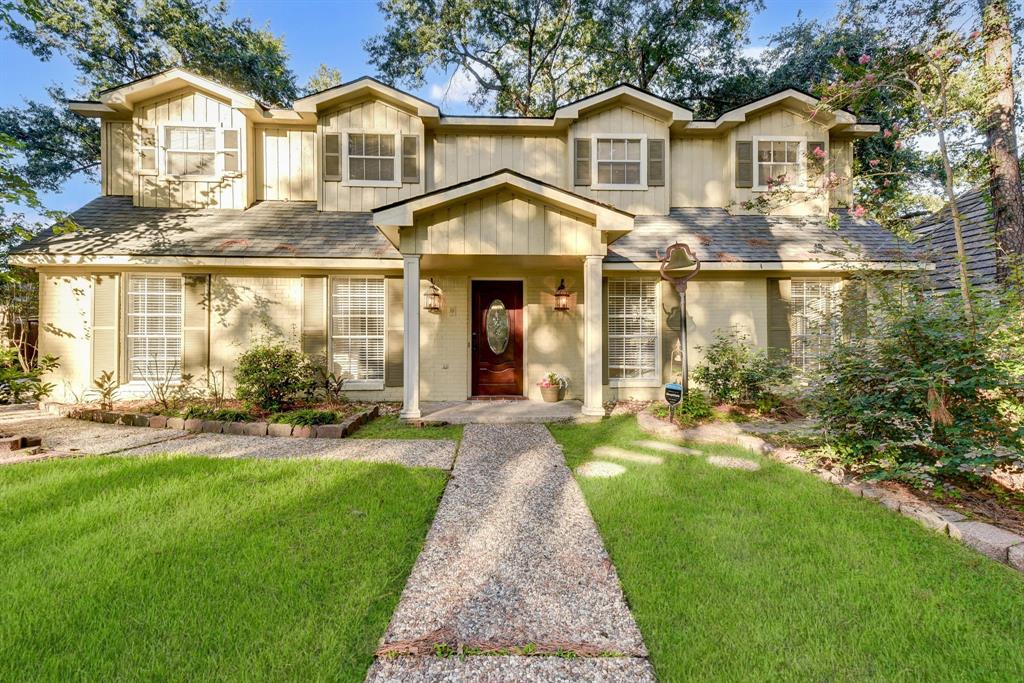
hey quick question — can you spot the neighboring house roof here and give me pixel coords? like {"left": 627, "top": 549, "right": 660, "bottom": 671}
{"left": 608, "top": 208, "right": 916, "bottom": 264}
{"left": 11, "top": 196, "right": 401, "bottom": 260}
{"left": 911, "top": 188, "right": 997, "bottom": 289}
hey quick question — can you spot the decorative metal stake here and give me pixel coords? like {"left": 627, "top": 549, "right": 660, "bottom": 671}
{"left": 658, "top": 243, "right": 701, "bottom": 395}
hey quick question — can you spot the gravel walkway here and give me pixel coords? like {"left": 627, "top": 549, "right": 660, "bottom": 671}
{"left": 0, "top": 408, "right": 456, "bottom": 470}
{"left": 366, "top": 424, "right": 653, "bottom": 682}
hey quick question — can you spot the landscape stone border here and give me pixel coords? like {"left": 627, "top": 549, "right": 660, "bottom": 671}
{"left": 636, "top": 411, "right": 1024, "bottom": 574}
{"left": 46, "top": 403, "right": 380, "bottom": 440}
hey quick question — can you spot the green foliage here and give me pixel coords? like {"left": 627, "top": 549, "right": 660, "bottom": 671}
{"left": 269, "top": 409, "right": 340, "bottom": 426}
{"left": 91, "top": 370, "right": 117, "bottom": 410}
{"left": 676, "top": 389, "right": 714, "bottom": 421}
{"left": 303, "top": 63, "right": 342, "bottom": 96}
{"left": 0, "top": 347, "right": 57, "bottom": 403}
{"left": 692, "top": 327, "right": 793, "bottom": 404}
{"left": 810, "top": 273, "right": 1024, "bottom": 486}
{"left": 234, "top": 341, "right": 317, "bottom": 412}
{"left": 182, "top": 406, "right": 252, "bottom": 422}
{"left": 141, "top": 365, "right": 198, "bottom": 412}
{"left": 317, "top": 366, "right": 350, "bottom": 405}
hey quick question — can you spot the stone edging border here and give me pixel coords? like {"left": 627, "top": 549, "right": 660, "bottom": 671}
{"left": 43, "top": 402, "right": 380, "bottom": 439}
{"left": 635, "top": 411, "right": 1024, "bottom": 574}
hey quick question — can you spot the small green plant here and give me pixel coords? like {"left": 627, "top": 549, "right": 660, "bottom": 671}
{"left": 318, "top": 366, "right": 350, "bottom": 405}
{"left": 269, "top": 409, "right": 340, "bottom": 426}
{"left": 677, "top": 389, "right": 713, "bottom": 421}
{"left": 693, "top": 327, "right": 793, "bottom": 404}
{"left": 235, "top": 341, "right": 318, "bottom": 412}
{"left": 183, "top": 405, "right": 252, "bottom": 422}
{"left": 92, "top": 370, "right": 118, "bottom": 410}
{"left": 0, "top": 348, "right": 58, "bottom": 403}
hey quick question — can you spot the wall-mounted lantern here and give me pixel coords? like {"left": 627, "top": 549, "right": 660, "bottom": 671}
{"left": 554, "top": 279, "right": 571, "bottom": 311}
{"left": 423, "top": 278, "right": 442, "bottom": 312}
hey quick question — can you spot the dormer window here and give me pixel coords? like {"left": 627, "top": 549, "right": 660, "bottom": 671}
{"left": 156, "top": 124, "right": 242, "bottom": 179}
{"left": 753, "top": 136, "right": 806, "bottom": 191}
{"left": 593, "top": 134, "right": 646, "bottom": 190}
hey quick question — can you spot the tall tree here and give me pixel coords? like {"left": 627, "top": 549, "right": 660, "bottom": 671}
{"left": 978, "top": 0, "right": 1024, "bottom": 282}
{"left": 303, "top": 64, "right": 343, "bottom": 96}
{"left": 0, "top": 0, "right": 298, "bottom": 191}
{"left": 365, "top": 0, "right": 761, "bottom": 116}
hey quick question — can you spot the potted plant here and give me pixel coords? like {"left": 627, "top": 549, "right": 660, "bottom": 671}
{"left": 537, "top": 372, "right": 568, "bottom": 402}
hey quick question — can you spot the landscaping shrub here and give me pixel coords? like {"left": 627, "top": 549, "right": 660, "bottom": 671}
{"left": 183, "top": 405, "right": 252, "bottom": 422}
{"left": 650, "top": 390, "right": 713, "bottom": 424}
{"left": 0, "top": 349, "right": 58, "bottom": 404}
{"left": 810, "top": 273, "right": 1024, "bottom": 486}
{"left": 234, "top": 341, "right": 318, "bottom": 412}
{"left": 693, "top": 327, "right": 793, "bottom": 404}
{"left": 269, "top": 409, "right": 340, "bottom": 426}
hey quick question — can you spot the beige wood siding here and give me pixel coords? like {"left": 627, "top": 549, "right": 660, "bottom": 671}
{"left": 255, "top": 127, "right": 316, "bottom": 201}
{"left": 729, "top": 108, "right": 830, "bottom": 215}
{"left": 401, "top": 190, "right": 602, "bottom": 256}
{"left": 133, "top": 86, "right": 249, "bottom": 209}
{"left": 431, "top": 134, "right": 565, "bottom": 189}
{"left": 569, "top": 106, "right": 670, "bottom": 215}
{"left": 670, "top": 137, "right": 727, "bottom": 207}
{"left": 102, "top": 121, "right": 133, "bottom": 196}
{"left": 829, "top": 138, "right": 854, "bottom": 208}
{"left": 318, "top": 98, "right": 425, "bottom": 211}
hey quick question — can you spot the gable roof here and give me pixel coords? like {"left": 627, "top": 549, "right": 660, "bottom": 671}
{"left": 683, "top": 88, "right": 877, "bottom": 137}
{"left": 911, "top": 188, "right": 998, "bottom": 289}
{"left": 609, "top": 208, "right": 920, "bottom": 266}
{"left": 292, "top": 76, "right": 441, "bottom": 122}
{"left": 78, "top": 67, "right": 264, "bottom": 115}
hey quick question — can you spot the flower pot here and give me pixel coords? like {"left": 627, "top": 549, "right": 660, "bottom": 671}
{"left": 540, "top": 385, "right": 565, "bottom": 403}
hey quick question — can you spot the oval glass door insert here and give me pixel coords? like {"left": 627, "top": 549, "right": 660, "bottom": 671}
{"left": 485, "top": 299, "right": 510, "bottom": 354}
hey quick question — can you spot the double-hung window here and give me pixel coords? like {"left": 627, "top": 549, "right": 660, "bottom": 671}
{"left": 160, "top": 124, "right": 241, "bottom": 178}
{"left": 607, "top": 279, "right": 660, "bottom": 384}
{"left": 125, "top": 274, "right": 183, "bottom": 383}
{"left": 790, "top": 278, "right": 841, "bottom": 373}
{"left": 345, "top": 132, "right": 400, "bottom": 186}
{"left": 593, "top": 135, "right": 646, "bottom": 189}
{"left": 754, "top": 137, "right": 806, "bottom": 191}
{"left": 330, "top": 277, "right": 385, "bottom": 388}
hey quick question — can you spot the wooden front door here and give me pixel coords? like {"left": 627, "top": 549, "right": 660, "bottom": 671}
{"left": 471, "top": 280, "right": 523, "bottom": 396}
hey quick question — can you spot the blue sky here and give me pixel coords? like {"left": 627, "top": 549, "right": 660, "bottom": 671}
{"left": 0, "top": 0, "right": 839, "bottom": 212}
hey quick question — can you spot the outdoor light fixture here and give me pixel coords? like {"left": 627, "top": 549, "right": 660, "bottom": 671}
{"left": 554, "top": 279, "right": 571, "bottom": 311}
{"left": 423, "top": 278, "right": 442, "bottom": 312}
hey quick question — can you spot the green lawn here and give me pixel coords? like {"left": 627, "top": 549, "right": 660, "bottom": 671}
{"left": 550, "top": 417, "right": 1024, "bottom": 682}
{"left": 0, "top": 456, "right": 446, "bottom": 681}
{"left": 352, "top": 415, "right": 464, "bottom": 441}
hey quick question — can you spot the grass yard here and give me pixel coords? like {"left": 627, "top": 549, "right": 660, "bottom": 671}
{"left": 352, "top": 415, "right": 464, "bottom": 441}
{"left": 0, "top": 456, "right": 447, "bottom": 681}
{"left": 550, "top": 417, "right": 1024, "bottom": 682}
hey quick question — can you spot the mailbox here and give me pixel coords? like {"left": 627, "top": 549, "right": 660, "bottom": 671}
{"left": 664, "top": 383, "right": 683, "bottom": 405}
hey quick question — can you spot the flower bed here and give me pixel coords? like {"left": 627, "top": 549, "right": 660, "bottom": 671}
{"left": 49, "top": 403, "right": 380, "bottom": 439}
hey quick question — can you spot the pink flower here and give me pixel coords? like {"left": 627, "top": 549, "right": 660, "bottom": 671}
{"left": 813, "top": 145, "right": 827, "bottom": 158}
{"left": 884, "top": 179, "right": 892, "bottom": 187}
{"left": 894, "top": 141, "right": 903, "bottom": 149}
{"left": 858, "top": 54, "right": 871, "bottom": 65}
{"left": 969, "top": 30, "right": 981, "bottom": 41}
{"left": 865, "top": 73, "right": 876, "bottom": 82}
{"left": 869, "top": 159, "right": 880, "bottom": 167}
{"left": 883, "top": 128, "right": 892, "bottom": 138}
{"left": 852, "top": 205, "right": 866, "bottom": 219}
{"left": 930, "top": 47, "right": 944, "bottom": 59}
{"left": 837, "top": 47, "right": 846, "bottom": 57}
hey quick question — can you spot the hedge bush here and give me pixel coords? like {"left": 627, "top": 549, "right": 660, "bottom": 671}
{"left": 692, "top": 327, "right": 793, "bottom": 404}
{"left": 234, "top": 341, "right": 317, "bottom": 412}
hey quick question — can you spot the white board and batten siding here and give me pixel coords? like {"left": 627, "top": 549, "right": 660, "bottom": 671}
{"left": 133, "top": 87, "right": 248, "bottom": 209}
{"left": 670, "top": 137, "right": 728, "bottom": 207}
{"left": 255, "top": 127, "right": 317, "bottom": 201}
{"left": 570, "top": 106, "right": 671, "bottom": 215}
{"left": 318, "top": 99, "right": 425, "bottom": 212}
{"left": 431, "top": 135, "right": 565, "bottom": 190}
{"left": 401, "top": 190, "right": 603, "bottom": 256}
{"left": 102, "top": 121, "right": 134, "bottom": 196}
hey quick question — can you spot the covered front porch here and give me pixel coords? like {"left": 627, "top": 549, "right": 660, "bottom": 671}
{"left": 372, "top": 170, "right": 635, "bottom": 421}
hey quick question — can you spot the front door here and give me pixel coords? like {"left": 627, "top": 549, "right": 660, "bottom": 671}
{"left": 471, "top": 280, "right": 523, "bottom": 397}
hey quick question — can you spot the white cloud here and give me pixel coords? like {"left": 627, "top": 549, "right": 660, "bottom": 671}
{"left": 742, "top": 46, "right": 768, "bottom": 61}
{"left": 429, "top": 68, "right": 477, "bottom": 106}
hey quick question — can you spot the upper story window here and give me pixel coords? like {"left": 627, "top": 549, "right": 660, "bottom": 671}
{"left": 139, "top": 124, "right": 241, "bottom": 179}
{"left": 323, "top": 131, "right": 420, "bottom": 188}
{"left": 754, "top": 136, "right": 806, "bottom": 191}
{"left": 593, "top": 134, "right": 646, "bottom": 190}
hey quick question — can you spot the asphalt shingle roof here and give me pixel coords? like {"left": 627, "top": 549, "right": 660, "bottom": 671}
{"left": 911, "top": 189, "right": 997, "bottom": 289}
{"left": 607, "top": 208, "right": 916, "bottom": 263}
{"left": 12, "top": 196, "right": 401, "bottom": 259}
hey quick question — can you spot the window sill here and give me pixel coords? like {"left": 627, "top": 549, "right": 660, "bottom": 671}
{"left": 593, "top": 183, "right": 648, "bottom": 191}
{"left": 341, "top": 380, "right": 385, "bottom": 391}
{"left": 608, "top": 378, "right": 662, "bottom": 388}
{"left": 344, "top": 180, "right": 402, "bottom": 189}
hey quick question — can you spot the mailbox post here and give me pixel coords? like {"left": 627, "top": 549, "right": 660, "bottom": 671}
{"left": 659, "top": 243, "right": 701, "bottom": 395}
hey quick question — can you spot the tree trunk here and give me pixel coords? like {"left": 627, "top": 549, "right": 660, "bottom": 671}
{"left": 979, "top": 0, "right": 1024, "bottom": 283}
{"left": 937, "top": 126, "right": 975, "bottom": 323}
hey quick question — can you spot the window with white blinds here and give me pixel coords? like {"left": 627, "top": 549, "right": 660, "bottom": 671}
{"left": 607, "top": 279, "right": 659, "bottom": 382}
{"left": 791, "top": 278, "right": 841, "bottom": 373}
{"left": 126, "top": 275, "right": 183, "bottom": 383}
{"left": 330, "top": 277, "right": 385, "bottom": 385}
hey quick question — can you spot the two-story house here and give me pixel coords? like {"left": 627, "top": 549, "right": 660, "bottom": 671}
{"left": 11, "top": 68, "right": 920, "bottom": 418}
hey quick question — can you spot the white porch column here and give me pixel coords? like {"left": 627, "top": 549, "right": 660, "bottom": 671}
{"left": 400, "top": 255, "right": 422, "bottom": 420}
{"left": 582, "top": 254, "right": 604, "bottom": 417}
